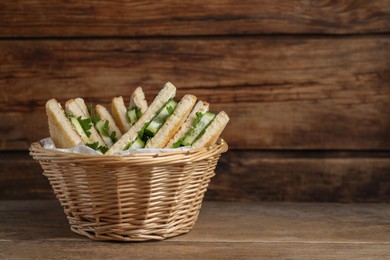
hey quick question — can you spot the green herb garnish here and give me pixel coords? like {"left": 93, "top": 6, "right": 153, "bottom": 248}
{"left": 86, "top": 142, "right": 99, "bottom": 150}
{"left": 192, "top": 112, "right": 203, "bottom": 127}
{"left": 99, "top": 146, "right": 109, "bottom": 154}
{"left": 173, "top": 112, "right": 205, "bottom": 148}
{"left": 77, "top": 116, "right": 92, "bottom": 138}
{"left": 135, "top": 106, "right": 142, "bottom": 119}
{"left": 110, "top": 131, "right": 117, "bottom": 143}
{"left": 88, "top": 103, "right": 99, "bottom": 125}
{"left": 166, "top": 106, "right": 174, "bottom": 114}
{"left": 101, "top": 120, "right": 110, "bottom": 137}
{"left": 65, "top": 111, "right": 72, "bottom": 118}
{"left": 172, "top": 137, "right": 184, "bottom": 148}
{"left": 87, "top": 142, "right": 108, "bottom": 153}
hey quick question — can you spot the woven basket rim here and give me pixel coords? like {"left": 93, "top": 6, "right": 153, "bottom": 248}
{"left": 29, "top": 138, "right": 228, "bottom": 160}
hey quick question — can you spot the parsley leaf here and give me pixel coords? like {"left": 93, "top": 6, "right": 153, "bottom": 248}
{"left": 101, "top": 120, "right": 110, "bottom": 137}
{"left": 86, "top": 142, "right": 99, "bottom": 150}
{"left": 135, "top": 106, "right": 142, "bottom": 119}
{"left": 173, "top": 138, "right": 184, "bottom": 148}
{"left": 88, "top": 103, "right": 99, "bottom": 125}
{"left": 77, "top": 116, "right": 92, "bottom": 138}
{"left": 86, "top": 142, "right": 108, "bottom": 153}
{"left": 87, "top": 103, "right": 93, "bottom": 116}
{"left": 192, "top": 112, "right": 203, "bottom": 127}
{"left": 166, "top": 106, "right": 174, "bottom": 114}
{"left": 99, "top": 146, "right": 108, "bottom": 154}
{"left": 110, "top": 131, "right": 117, "bottom": 143}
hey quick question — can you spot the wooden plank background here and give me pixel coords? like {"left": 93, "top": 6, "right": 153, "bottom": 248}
{"left": 1, "top": 0, "right": 390, "bottom": 36}
{"left": 1, "top": 0, "right": 389, "bottom": 202}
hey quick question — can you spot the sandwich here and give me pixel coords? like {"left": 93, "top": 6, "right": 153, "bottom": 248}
{"left": 106, "top": 82, "right": 196, "bottom": 154}
{"left": 191, "top": 111, "right": 229, "bottom": 148}
{"left": 111, "top": 87, "right": 148, "bottom": 133}
{"left": 167, "top": 105, "right": 229, "bottom": 149}
{"left": 45, "top": 82, "right": 229, "bottom": 154}
{"left": 165, "top": 100, "right": 209, "bottom": 148}
{"left": 129, "top": 86, "right": 148, "bottom": 119}
{"left": 145, "top": 93, "right": 196, "bottom": 148}
{"left": 45, "top": 99, "right": 82, "bottom": 148}
{"left": 46, "top": 98, "right": 123, "bottom": 153}
{"left": 94, "top": 104, "right": 123, "bottom": 148}
{"left": 65, "top": 98, "right": 108, "bottom": 153}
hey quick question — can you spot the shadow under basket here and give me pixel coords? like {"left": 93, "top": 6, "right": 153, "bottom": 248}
{"left": 29, "top": 139, "right": 228, "bottom": 241}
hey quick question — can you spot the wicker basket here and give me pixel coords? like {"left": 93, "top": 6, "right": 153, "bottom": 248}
{"left": 29, "top": 139, "right": 228, "bottom": 241}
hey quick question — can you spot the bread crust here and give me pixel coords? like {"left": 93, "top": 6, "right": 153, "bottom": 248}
{"left": 130, "top": 86, "right": 148, "bottom": 113}
{"left": 111, "top": 96, "right": 131, "bottom": 133}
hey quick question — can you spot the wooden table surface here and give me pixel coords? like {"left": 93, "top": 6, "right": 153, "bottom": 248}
{"left": 1, "top": 200, "right": 389, "bottom": 259}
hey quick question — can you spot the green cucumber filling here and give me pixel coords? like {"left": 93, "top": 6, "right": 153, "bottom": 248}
{"left": 126, "top": 106, "right": 142, "bottom": 125}
{"left": 95, "top": 119, "right": 117, "bottom": 147}
{"left": 173, "top": 112, "right": 216, "bottom": 148}
{"left": 68, "top": 115, "right": 92, "bottom": 143}
{"left": 123, "top": 99, "right": 177, "bottom": 150}
{"left": 124, "top": 137, "right": 145, "bottom": 150}
{"left": 66, "top": 113, "right": 108, "bottom": 153}
{"left": 144, "top": 99, "right": 177, "bottom": 138}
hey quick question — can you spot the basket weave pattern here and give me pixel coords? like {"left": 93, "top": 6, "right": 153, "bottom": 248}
{"left": 30, "top": 140, "right": 228, "bottom": 241}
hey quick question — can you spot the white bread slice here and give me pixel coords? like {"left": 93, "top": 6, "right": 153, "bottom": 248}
{"left": 111, "top": 96, "right": 131, "bottom": 133}
{"left": 111, "top": 87, "right": 148, "bottom": 134}
{"left": 191, "top": 111, "right": 229, "bottom": 148}
{"left": 146, "top": 94, "right": 197, "bottom": 148}
{"left": 95, "top": 104, "right": 123, "bottom": 139}
{"left": 106, "top": 82, "right": 176, "bottom": 154}
{"left": 45, "top": 99, "right": 82, "bottom": 148}
{"left": 165, "top": 100, "right": 209, "bottom": 148}
{"left": 65, "top": 98, "right": 107, "bottom": 147}
{"left": 129, "top": 86, "right": 148, "bottom": 113}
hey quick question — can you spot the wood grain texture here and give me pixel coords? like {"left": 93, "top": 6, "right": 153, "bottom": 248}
{"left": 2, "top": 151, "right": 389, "bottom": 202}
{"left": 208, "top": 151, "right": 390, "bottom": 202}
{"left": 1, "top": 36, "right": 390, "bottom": 150}
{"left": 0, "top": 152, "right": 54, "bottom": 200}
{"left": 1, "top": 0, "right": 390, "bottom": 37}
{"left": 3, "top": 241, "right": 389, "bottom": 260}
{"left": 1, "top": 201, "right": 389, "bottom": 259}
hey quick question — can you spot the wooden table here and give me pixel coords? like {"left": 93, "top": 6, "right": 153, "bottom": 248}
{"left": 1, "top": 200, "right": 389, "bottom": 259}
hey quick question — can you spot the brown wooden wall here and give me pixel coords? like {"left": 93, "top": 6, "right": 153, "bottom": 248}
{"left": 1, "top": 0, "right": 389, "bottom": 202}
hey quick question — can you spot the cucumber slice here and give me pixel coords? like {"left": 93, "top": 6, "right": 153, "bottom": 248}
{"left": 144, "top": 99, "right": 177, "bottom": 137}
{"left": 182, "top": 112, "right": 215, "bottom": 146}
{"left": 130, "top": 137, "right": 145, "bottom": 149}
{"left": 95, "top": 120, "right": 105, "bottom": 133}
{"left": 95, "top": 120, "right": 114, "bottom": 147}
{"left": 127, "top": 109, "right": 138, "bottom": 125}
{"left": 154, "top": 99, "right": 177, "bottom": 122}
{"left": 69, "top": 116, "right": 90, "bottom": 143}
{"left": 124, "top": 137, "right": 145, "bottom": 150}
{"left": 144, "top": 120, "right": 161, "bottom": 137}
{"left": 101, "top": 134, "right": 114, "bottom": 147}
